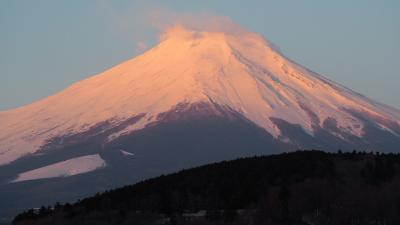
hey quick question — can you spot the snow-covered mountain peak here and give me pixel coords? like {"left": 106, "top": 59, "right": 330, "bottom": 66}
{"left": 1, "top": 25, "right": 400, "bottom": 166}
{"left": 156, "top": 24, "right": 277, "bottom": 63}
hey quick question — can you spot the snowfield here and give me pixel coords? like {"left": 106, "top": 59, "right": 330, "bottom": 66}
{"left": 11, "top": 154, "right": 106, "bottom": 183}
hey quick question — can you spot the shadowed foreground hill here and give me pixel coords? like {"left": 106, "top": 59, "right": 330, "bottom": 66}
{"left": 13, "top": 150, "right": 400, "bottom": 225}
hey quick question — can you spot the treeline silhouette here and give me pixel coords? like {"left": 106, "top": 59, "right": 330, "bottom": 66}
{"left": 13, "top": 150, "right": 400, "bottom": 225}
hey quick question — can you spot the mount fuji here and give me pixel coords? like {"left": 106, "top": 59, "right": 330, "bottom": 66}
{"left": 1, "top": 25, "right": 400, "bottom": 218}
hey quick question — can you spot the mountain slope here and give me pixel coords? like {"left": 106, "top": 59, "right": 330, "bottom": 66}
{"left": 1, "top": 25, "right": 399, "bottom": 165}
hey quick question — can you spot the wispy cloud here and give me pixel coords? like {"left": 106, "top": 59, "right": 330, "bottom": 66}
{"left": 96, "top": 2, "right": 249, "bottom": 53}
{"left": 148, "top": 8, "right": 250, "bottom": 40}
{"left": 136, "top": 41, "right": 147, "bottom": 52}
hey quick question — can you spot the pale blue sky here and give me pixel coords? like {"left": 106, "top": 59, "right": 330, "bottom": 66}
{"left": 1, "top": 0, "right": 399, "bottom": 110}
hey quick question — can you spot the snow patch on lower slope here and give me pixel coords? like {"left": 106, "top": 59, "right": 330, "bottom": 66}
{"left": 11, "top": 154, "right": 106, "bottom": 183}
{"left": 120, "top": 149, "right": 135, "bottom": 156}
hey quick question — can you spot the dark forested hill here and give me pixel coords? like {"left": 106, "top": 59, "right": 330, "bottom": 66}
{"left": 12, "top": 150, "right": 400, "bottom": 225}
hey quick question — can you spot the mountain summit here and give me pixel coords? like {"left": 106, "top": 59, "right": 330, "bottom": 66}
{"left": 0, "top": 24, "right": 400, "bottom": 218}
